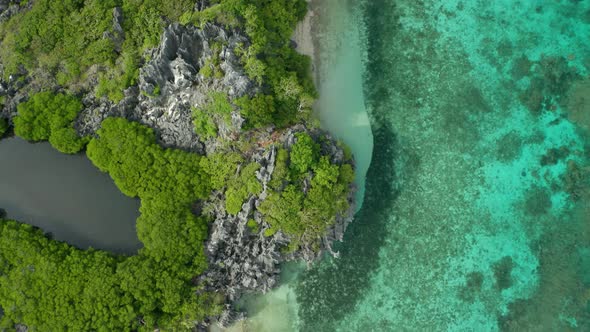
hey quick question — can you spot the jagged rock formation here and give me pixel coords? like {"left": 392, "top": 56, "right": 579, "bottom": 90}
{"left": 130, "top": 23, "right": 253, "bottom": 150}
{"left": 75, "top": 23, "right": 255, "bottom": 152}
{"left": 0, "top": 0, "right": 26, "bottom": 23}
{"left": 200, "top": 127, "right": 355, "bottom": 327}
{"left": 202, "top": 148, "right": 283, "bottom": 296}
{"left": 0, "top": 75, "right": 28, "bottom": 121}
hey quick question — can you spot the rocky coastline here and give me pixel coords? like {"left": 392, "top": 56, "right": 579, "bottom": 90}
{"left": 0, "top": 5, "right": 356, "bottom": 328}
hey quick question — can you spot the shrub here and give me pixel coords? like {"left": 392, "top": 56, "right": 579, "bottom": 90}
{"left": 13, "top": 92, "right": 86, "bottom": 153}
{"left": 289, "top": 132, "right": 319, "bottom": 174}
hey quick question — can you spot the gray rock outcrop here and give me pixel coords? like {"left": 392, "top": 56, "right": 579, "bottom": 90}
{"left": 200, "top": 128, "right": 356, "bottom": 327}
{"left": 75, "top": 23, "right": 256, "bottom": 151}
{"left": 0, "top": 0, "right": 26, "bottom": 23}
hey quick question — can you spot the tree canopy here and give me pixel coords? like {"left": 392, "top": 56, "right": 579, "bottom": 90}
{"left": 1, "top": 117, "right": 225, "bottom": 330}
{"left": 13, "top": 92, "right": 86, "bottom": 154}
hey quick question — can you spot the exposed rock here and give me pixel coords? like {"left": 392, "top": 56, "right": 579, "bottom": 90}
{"left": 0, "top": 73, "right": 31, "bottom": 123}
{"left": 74, "top": 87, "right": 139, "bottom": 136}
{"left": 75, "top": 22, "right": 256, "bottom": 152}
{"left": 0, "top": 0, "right": 26, "bottom": 23}
{"left": 201, "top": 128, "right": 356, "bottom": 327}
{"left": 200, "top": 148, "right": 288, "bottom": 327}
{"left": 104, "top": 7, "right": 125, "bottom": 53}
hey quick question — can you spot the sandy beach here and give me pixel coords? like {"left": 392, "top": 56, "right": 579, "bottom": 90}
{"left": 293, "top": 0, "right": 320, "bottom": 87}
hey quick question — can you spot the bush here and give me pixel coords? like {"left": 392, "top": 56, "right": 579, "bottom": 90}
{"left": 192, "top": 91, "right": 233, "bottom": 139}
{"left": 260, "top": 142, "right": 354, "bottom": 250}
{"left": 247, "top": 219, "right": 259, "bottom": 232}
{"left": 85, "top": 118, "right": 220, "bottom": 327}
{"left": 192, "top": 108, "right": 218, "bottom": 139}
{"left": 48, "top": 127, "right": 88, "bottom": 154}
{"left": 235, "top": 93, "right": 276, "bottom": 129}
{"left": 13, "top": 92, "right": 86, "bottom": 153}
{"left": 289, "top": 132, "right": 319, "bottom": 174}
{"left": 224, "top": 162, "right": 262, "bottom": 215}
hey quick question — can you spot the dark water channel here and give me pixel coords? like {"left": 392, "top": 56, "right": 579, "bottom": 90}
{"left": 0, "top": 137, "right": 141, "bottom": 254}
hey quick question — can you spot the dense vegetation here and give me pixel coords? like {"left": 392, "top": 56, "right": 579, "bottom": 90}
{"left": 13, "top": 92, "right": 87, "bottom": 153}
{"left": 0, "top": 115, "right": 353, "bottom": 329}
{"left": 0, "top": 0, "right": 195, "bottom": 101}
{"left": 259, "top": 134, "right": 354, "bottom": 250}
{"left": 0, "top": 0, "right": 355, "bottom": 330}
{"left": 192, "top": 91, "right": 233, "bottom": 140}
{"left": 0, "top": 118, "right": 223, "bottom": 330}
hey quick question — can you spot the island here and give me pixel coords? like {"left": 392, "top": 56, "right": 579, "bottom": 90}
{"left": 0, "top": 0, "right": 355, "bottom": 330}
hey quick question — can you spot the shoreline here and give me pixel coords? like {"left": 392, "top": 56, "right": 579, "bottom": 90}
{"left": 211, "top": 3, "right": 325, "bottom": 332}
{"left": 293, "top": 0, "right": 321, "bottom": 88}
{"left": 217, "top": 1, "right": 373, "bottom": 330}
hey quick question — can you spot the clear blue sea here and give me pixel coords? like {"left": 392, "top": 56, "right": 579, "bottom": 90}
{"left": 227, "top": 0, "right": 590, "bottom": 330}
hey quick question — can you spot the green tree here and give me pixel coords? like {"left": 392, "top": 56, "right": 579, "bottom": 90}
{"left": 13, "top": 92, "right": 86, "bottom": 153}
{"left": 235, "top": 93, "right": 276, "bottom": 129}
{"left": 289, "top": 132, "right": 319, "bottom": 174}
{"left": 224, "top": 162, "right": 262, "bottom": 215}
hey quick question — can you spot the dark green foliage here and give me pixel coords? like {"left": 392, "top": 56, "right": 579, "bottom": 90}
{"left": 0, "top": 0, "right": 117, "bottom": 83}
{"left": 259, "top": 185, "right": 305, "bottom": 236}
{"left": 207, "top": 91, "right": 233, "bottom": 116}
{"left": 300, "top": 157, "right": 351, "bottom": 241}
{"left": 198, "top": 50, "right": 224, "bottom": 79}
{"left": 87, "top": 118, "right": 211, "bottom": 258}
{"left": 97, "top": 0, "right": 195, "bottom": 101}
{"left": 13, "top": 92, "right": 86, "bottom": 154}
{"left": 87, "top": 117, "right": 221, "bottom": 328}
{"left": 0, "top": 218, "right": 221, "bottom": 331}
{"left": 269, "top": 147, "right": 290, "bottom": 190}
{"left": 247, "top": 219, "right": 259, "bottom": 232}
{"left": 0, "top": 117, "right": 225, "bottom": 330}
{"left": 0, "top": 118, "right": 8, "bottom": 137}
{"left": 185, "top": 0, "right": 315, "bottom": 127}
{"left": 49, "top": 127, "right": 89, "bottom": 154}
{"left": 0, "top": 220, "right": 133, "bottom": 330}
{"left": 235, "top": 93, "right": 276, "bottom": 128}
{"left": 339, "top": 163, "right": 355, "bottom": 185}
{"left": 0, "top": 0, "right": 356, "bottom": 328}
{"left": 237, "top": 0, "right": 315, "bottom": 126}
{"left": 192, "top": 108, "right": 218, "bottom": 139}
{"left": 200, "top": 152, "right": 244, "bottom": 190}
{"left": 199, "top": 60, "right": 215, "bottom": 78}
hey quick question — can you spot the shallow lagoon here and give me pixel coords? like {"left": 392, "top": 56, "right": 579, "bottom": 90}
{"left": 0, "top": 137, "right": 141, "bottom": 254}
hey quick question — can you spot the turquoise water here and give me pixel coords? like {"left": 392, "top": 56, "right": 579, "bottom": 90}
{"left": 228, "top": 0, "right": 590, "bottom": 331}
{"left": 315, "top": 0, "right": 373, "bottom": 209}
